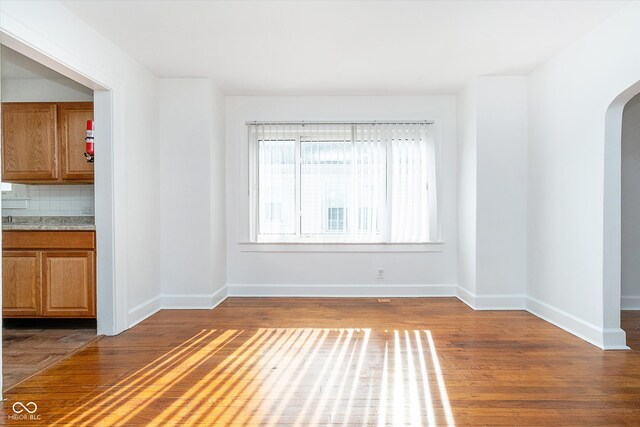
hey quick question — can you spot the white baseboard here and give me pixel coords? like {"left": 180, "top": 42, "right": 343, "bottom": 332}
{"left": 456, "top": 286, "right": 476, "bottom": 308}
{"left": 602, "top": 328, "right": 629, "bottom": 350}
{"left": 456, "top": 286, "right": 525, "bottom": 310}
{"left": 525, "top": 296, "right": 629, "bottom": 350}
{"left": 127, "top": 287, "right": 228, "bottom": 328}
{"left": 125, "top": 285, "right": 630, "bottom": 350}
{"left": 525, "top": 296, "right": 602, "bottom": 348}
{"left": 162, "top": 287, "right": 228, "bottom": 309}
{"left": 127, "top": 295, "right": 162, "bottom": 329}
{"left": 622, "top": 296, "right": 640, "bottom": 310}
{"left": 227, "top": 283, "right": 457, "bottom": 298}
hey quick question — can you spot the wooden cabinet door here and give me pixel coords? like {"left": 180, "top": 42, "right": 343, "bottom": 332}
{"left": 58, "top": 102, "right": 94, "bottom": 182}
{"left": 2, "top": 251, "right": 41, "bottom": 317}
{"left": 1, "top": 103, "right": 59, "bottom": 182}
{"left": 42, "top": 251, "right": 95, "bottom": 317}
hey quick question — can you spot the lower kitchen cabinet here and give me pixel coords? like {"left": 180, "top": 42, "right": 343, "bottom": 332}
{"left": 42, "top": 251, "right": 95, "bottom": 317}
{"left": 2, "top": 251, "right": 41, "bottom": 317}
{"left": 2, "top": 231, "right": 96, "bottom": 318}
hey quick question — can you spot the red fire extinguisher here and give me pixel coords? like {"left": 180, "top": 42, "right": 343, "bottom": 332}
{"left": 85, "top": 120, "right": 94, "bottom": 163}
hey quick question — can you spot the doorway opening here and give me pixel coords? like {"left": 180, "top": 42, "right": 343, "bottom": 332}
{"left": 603, "top": 80, "right": 640, "bottom": 350}
{"left": 0, "top": 36, "right": 118, "bottom": 392}
{"left": 0, "top": 45, "right": 98, "bottom": 390}
{"left": 621, "top": 92, "right": 640, "bottom": 350}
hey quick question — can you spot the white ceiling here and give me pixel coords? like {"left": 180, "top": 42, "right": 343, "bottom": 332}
{"left": 61, "top": 0, "right": 628, "bottom": 95}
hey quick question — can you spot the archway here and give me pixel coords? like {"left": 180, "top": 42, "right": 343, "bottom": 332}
{"left": 603, "top": 81, "right": 640, "bottom": 349}
{"left": 620, "top": 93, "right": 640, "bottom": 347}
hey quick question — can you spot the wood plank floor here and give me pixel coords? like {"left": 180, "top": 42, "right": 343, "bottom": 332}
{"left": 2, "top": 324, "right": 98, "bottom": 391}
{"left": 623, "top": 310, "right": 640, "bottom": 350}
{"left": 1, "top": 298, "right": 639, "bottom": 426}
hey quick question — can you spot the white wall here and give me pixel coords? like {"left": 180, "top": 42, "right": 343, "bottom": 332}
{"left": 1, "top": 77, "right": 92, "bottom": 102}
{"left": 226, "top": 96, "right": 457, "bottom": 295}
{"left": 527, "top": 2, "right": 640, "bottom": 348}
{"left": 0, "top": 0, "right": 162, "bottom": 333}
{"left": 158, "top": 79, "right": 226, "bottom": 307}
{"left": 622, "top": 93, "right": 640, "bottom": 310}
{"left": 210, "top": 84, "right": 227, "bottom": 299}
{"left": 456, "top": 77, "right": 528, "bottom": 308}
{"left": 476, "top": 77, "right": 528, "bottom": 301}
{"left": 456, "top": 80, "right": 477, "bottom": 297}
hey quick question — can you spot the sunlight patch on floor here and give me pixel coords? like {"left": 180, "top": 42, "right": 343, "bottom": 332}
{"left": 55, "top": 328, "right": 455, "bottom": 426}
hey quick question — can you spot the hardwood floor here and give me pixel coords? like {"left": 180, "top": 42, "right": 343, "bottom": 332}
{"left": 2, "top": 322, "right": 99, "bottom": 391}
{"left": 1, "top": 298, "right": 639, "bottom": 426}
{"left": 623, "top": 310, "right": 640, "bottom": 350}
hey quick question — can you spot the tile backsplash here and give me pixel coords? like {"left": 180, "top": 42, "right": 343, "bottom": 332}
{"left": 2, "top": 184, "right": 94, "bottom": 217}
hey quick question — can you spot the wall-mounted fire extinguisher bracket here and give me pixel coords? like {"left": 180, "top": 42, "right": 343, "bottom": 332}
{"left": 85, "top": 120, "right": 95, "bottom": 163}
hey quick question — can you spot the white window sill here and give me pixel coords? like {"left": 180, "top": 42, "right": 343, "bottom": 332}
{"left": 237, "top": 242, "right": 445, "bottom": 253}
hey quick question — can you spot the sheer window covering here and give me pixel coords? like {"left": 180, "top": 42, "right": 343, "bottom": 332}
{"left": 248, "top": 122, "right": 439, "bottom": 243}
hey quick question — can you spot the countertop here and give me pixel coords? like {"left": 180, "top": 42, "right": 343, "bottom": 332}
{"left": 2, "top": 216, "right": 96, "bottom": 231}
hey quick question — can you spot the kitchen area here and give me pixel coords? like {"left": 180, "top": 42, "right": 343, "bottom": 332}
{"left": 1, "top": 46, "right": 98, "bottom": 390}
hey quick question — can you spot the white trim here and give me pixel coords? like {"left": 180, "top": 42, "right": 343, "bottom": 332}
{"left": 525, "top": 296, "right": 630, "bottom": 350}
{"left": 526, "top": 296, "right": 602, "bottom": 348}
{"left": 125, "top": 286, "right": 632, "bottom": 350}
{"left": 94, "top": 90, "right": 122, "bottom": 336}
{"left": 602, "top": 328, "right": 629, "bottom": 350}
{"left": 622, "top": 296, "right": 640, "bottom": 310}
{"left": 473, "top": 294, "right": 525, "bottom": 310}
{"left": 238, "top": 242, "right": 444, "bottom": 253}
{"left": 227, "top": 283, "right": 456, "bottom": 298}
{"left": 127, "top": 287, "right": 229, "bottom": 328}
{"left": 246, "top": 120, "right": 435, "bottom": 126}
{"left": 455, "top": 286, "right": 476, "bottom": 309}
{"left": 162, "top": 287, "right": 228, "bottom": 309}
{"left": 455, "top": 286, "right": 525, "bottom": 310}
{"left": 127, "top": 295, "right": 162, "bottom": 329}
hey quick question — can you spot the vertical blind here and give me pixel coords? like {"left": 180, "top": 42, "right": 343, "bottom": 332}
{"left": 249, "top": 122, "right": 438, "bottom": 243}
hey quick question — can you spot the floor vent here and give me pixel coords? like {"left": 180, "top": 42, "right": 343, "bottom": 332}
{"left": 377, "top": 298, "right": 391, "bottom": 303}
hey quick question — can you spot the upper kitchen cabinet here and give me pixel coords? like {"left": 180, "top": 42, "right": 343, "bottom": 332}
{"left": 58, "top": 102, "right": 94, "bottom": 182}
{"left": 1, "top": 102, "right": 94, "bottom": 184}
{"left": 1, "top": 103, "right": 59, "bottom": 182}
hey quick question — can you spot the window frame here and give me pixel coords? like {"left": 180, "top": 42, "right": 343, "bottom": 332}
{"left": 247, "top": 122, "right": 441, "bottom": 246}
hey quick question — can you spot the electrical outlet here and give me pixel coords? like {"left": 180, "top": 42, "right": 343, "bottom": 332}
{"left": 82, "top": 206, "right": 94, "bottom": 215}
{"left": 377, "top": 268, "right": 385, "bottom": 280}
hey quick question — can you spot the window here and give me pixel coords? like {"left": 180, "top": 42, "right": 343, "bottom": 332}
{"left": 257, "top": 140, "right": 295, "bottom": 235}
{"left": 249, "top": 122, "right": 438, "bottom": 243}
{"left": 265, "top": 202, "right": 282, "bottom": 221}
{"left": 327, "top": 207, "right": 346, "bottom": 232}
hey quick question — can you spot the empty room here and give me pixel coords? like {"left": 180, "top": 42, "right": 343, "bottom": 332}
{"left": 0, "top": 0, "right": 639, "bottom": 425}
